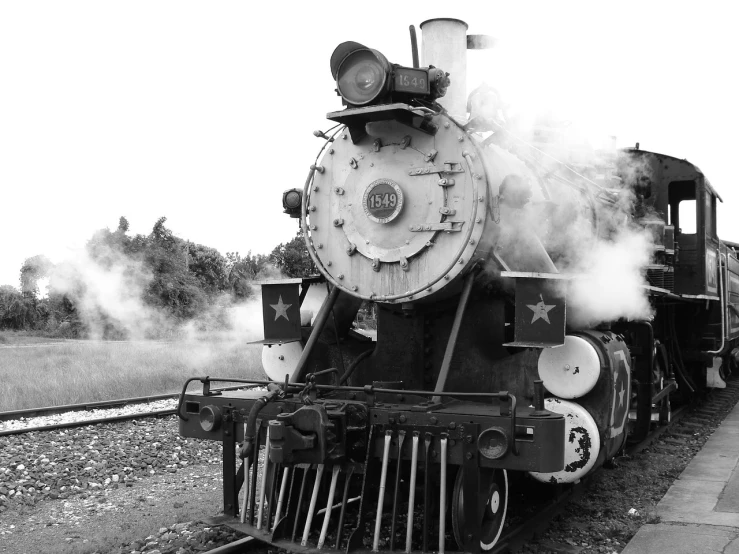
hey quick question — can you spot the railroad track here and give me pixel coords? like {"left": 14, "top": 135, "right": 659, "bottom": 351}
{"left": 490, "top": 377, "right": 739, "bottom": 553}
{"left": 0, "top": 385, "right": 259, "bottom": 437}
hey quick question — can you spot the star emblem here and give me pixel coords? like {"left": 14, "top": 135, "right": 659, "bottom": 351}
{"left": 526, "top": 294, "right": 556, "bottom": 324}
{"left": 270, "top": 295, "right": 292, "bottom": 322}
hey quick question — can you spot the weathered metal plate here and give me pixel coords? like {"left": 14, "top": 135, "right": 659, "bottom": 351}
{"left": 538, "top": 335, "right": 600, "bottom": 399}
{"left": 528, "top": 398, "right": 600, "bottom": 484}
{"left": 260, "top": 282, "right": 301, "bottom": 343}
{"left": 512, "top": 278, "right": 565, "bottom": 347}
{"left": 262, "top": 342, "right": 303, "bottom": 382}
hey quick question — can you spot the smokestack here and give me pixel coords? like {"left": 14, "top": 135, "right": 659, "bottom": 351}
{"left": 420, "top": 18, "right": 468, "bottom": 118}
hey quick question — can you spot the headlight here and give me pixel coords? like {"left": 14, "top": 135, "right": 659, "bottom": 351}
{"left": 337, "top": 49, "right": 389, "bottom": 106}
{"left": 282, "top": 188, "right": 302, "bottom": 218}
{"left": 331, "top": 42, "right": 391, "bottom": 107}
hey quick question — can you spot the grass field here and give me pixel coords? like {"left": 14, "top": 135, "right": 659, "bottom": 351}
{"left": 0, "top": 332, "right": 264, "bottom": 411}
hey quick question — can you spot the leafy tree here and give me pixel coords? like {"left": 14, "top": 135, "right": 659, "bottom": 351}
{"left": 225, "top": 251, "right": 271, "bottom": 299}
{"left": 187, "top": 243, "right": 229, "bottom": 296}
{"left": 269, "top": 229, "right": 316, "bottom": 278}
{"left": 20, "top": 255, "right": 53, "bottom": 298}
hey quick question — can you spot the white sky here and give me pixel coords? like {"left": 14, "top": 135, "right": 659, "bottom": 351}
{"left": 1, "top": 1, "right": 737, "bottom": 288}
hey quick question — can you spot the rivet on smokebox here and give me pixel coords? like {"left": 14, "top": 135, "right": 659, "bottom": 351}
{"left": 444, "top": 122, "right": 450, "bottom": 129}
{"left": 338, "top": 274, "right": 344, "bottom": 280}
{"left": 430, "top": 417, "right": 438, "bottom": 424}
{"left": 310, "top": 206, "right": 317, "bottom": 212}
{"left": 476, "top": 217, "right": 482, "bottom": 223}
{"left": 351, "top": 285, "right": 358, "bottom": 292}
{"left": 329, "top": 148, "right": 335, "bottom": 154}
{"left": 310, "top": 224, "right": 317, "bottom": 231}
{"left": 458, "top": 258, "right": 464, "bottom": 264}
{"left": 469, "top": 239, "right": 475, "bottom": 245}
{"left": 313, "top": 186, "right": 320, "bottom": 192}
{"left": 342, "top": 134, "right": 347, "bottom": 140}
{"left": 346, "top": 243, "right": 357, "bottom": 256}
{"left": 327, "top": 261, "right": 332, "bottom": 266}
{"left": 334, "top": 187, "right": 345, "bottom": 195}
{"left": 317, "top": 244, "right": 323, "bottom": 249}
{"left": 444, "top": 275, "right": 451, "bottom": 280}
{"left": 479, "top": 196, "right": 485, "bottom": 202}
{"left": 333, "top": 218, "right": 344, "bottom": 227}
{"left": 458, "top": 136, "right": 464, "bottom": 142}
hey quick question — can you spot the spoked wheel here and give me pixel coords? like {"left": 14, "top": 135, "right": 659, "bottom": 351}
{"left": 451, "top": 469, "right": 508, "bottom": 551}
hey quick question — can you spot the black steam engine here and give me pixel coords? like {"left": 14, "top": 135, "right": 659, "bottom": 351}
{"left": 178, "top": 18, "right": 739, "bottom": 553}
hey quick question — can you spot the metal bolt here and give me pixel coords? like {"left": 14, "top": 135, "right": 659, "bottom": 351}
{"left": 458, "top": 259, "right": 464, "bottom": 264}
{"left": 333, "top": 218, "right": 344, "bottom": 226}
{"left": 329, "top": 148, "right": 335, "bottom": 154}
{"left": 310, "top": 206, "right": 317, "bottom": 212}
{"left": 444, "top": 275, "right": 450, "bottom": 280}
{"left": 444, "top": 122, "right": 450, "bottom": 128}
{"left": 429, "top": 417, "right": 438, "bottom": 424}
{"left": 310, "top": 224, "right": 317, "bottom": 230}
{"left": 465, "top": 435, "right": 473, "bottom": 444}
{"left": 465, "top": 452, "right": 473, "bottom": 460}
{"left": 479, "top": 196, "right": 485, "bottom": 202}
{"left": 458, "top": 136, "right": 464, "bottom": 142}
{"left": 314, "top": 186, "right": 320, "bottom": 192}
{"left": 370, "top": 162, "right": 374, "bottom": 167}
{"left": 317, "top": 243, "right": 323, "bottom": 249}
{"left": 475, "top": 174, "right": 482, "bottom": 180}
{"left": 449, "top": 422, "right": 456, "bottom": 430}
{"left": 351, "top": 285, "right": 358, "bottom": 291}
{"left": 399, "top": 414, "right": 407, "bottom": 423}
{"left": 278, "top": 355, "right": 284, "bottom": 361}
{"left": 342, "top": 134, "right": 347, "bottom": 140}
{"left": 338, "top": 274, "right": 344, "bottom": 279}
{"left": 476, "top": 217, "right": 482, "bottom": 223}
{"left": 427, "top": 287, "right": 433, "bottom": 292}
{"left": 327, "top": 261, "right": 332, "bottom": 266}
{"left": 334, "top": 187, "right": 345, "bottom": 195}
{"left": 469, "top": 239, "right": 475, "bottom": 245}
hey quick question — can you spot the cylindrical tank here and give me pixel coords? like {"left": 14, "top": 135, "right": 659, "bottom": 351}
{"left": 420, "top": 18, "right": 468, "bottom": 118}
{"left": 530, "top": 330, "right": 631, "bottom": 483}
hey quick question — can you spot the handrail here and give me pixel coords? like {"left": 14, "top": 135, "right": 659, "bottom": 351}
{"left": 707, "top": 248, "right": 727, "bottom": 355}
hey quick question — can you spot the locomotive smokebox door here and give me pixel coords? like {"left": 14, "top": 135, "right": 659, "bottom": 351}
{"left": 503, "top": 275, "right": 566, "bottom": 347}
{"left": 257, "top": 279, "right": 302, "bottom": 344}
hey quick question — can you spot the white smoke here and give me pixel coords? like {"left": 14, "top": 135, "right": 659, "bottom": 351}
{"left": 484, "top": 112, "right": 656, "bottom": 329}
{"left": 50, "top": 246, "right": 170, "bottom": 340}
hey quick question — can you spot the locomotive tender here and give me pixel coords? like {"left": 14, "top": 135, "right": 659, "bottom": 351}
{"left": 179, "top": 18, "right": 739, "bottom": 552}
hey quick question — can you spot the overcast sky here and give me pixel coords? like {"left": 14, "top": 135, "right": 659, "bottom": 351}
{"left": 1, "top": 1, "right": 737, "bottom": 288}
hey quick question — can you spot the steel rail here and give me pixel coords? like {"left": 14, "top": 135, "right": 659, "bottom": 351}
{"left": 0, "top": 384, "right": 256, "bottom": 423}
{"left": 0, "top": 408, "right": 178, "bottom": 437}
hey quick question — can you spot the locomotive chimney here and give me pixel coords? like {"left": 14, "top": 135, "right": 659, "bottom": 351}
{"left": 420, "top": 18, "right": 468, "bottom": 118}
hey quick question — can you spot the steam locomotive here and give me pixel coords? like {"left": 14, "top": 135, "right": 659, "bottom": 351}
{"left": 178, "top": 18, "right": 739, "bottom": 553}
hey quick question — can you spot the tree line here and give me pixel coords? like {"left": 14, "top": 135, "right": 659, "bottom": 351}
{"left": 0, "top": 217, "right": 315, "bottom": 336}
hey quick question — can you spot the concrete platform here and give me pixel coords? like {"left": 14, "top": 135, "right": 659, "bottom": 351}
{"left": 622, "top": 396, "right": 739, "bottom": 553}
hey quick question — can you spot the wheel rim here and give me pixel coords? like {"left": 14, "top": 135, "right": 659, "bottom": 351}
{"left": 451, "top": 469, "right": 508, "bottom": 551}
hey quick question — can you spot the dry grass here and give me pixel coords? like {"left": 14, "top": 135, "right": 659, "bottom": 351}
{"left": 0, "top": 333, "right": 264, "bottom": 411}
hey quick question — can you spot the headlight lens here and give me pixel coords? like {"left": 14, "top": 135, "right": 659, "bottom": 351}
{"left": 337, "top": 49, "right": 388, "bottom": 106}
{"left": 284, "top": 190, "right": 301, "bottom": 210}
